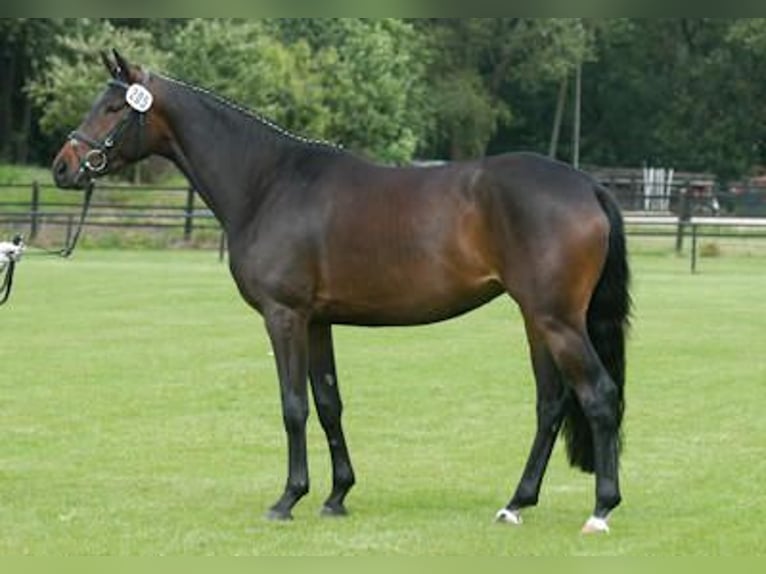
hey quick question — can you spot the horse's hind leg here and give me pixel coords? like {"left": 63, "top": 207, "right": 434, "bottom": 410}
{"left": 497, "top": 323, "right": 570, "bottom": 525}
{"left": 308, "top": 322, "right": 355, "bottom": 516}
{"left": 534, "top": 313, "right": 622, "bottom": 533}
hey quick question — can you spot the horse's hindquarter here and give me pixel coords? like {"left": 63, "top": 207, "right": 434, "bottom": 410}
{"left": 314, "top": 162, "right": 504, "bottom": 325}
{"left": 479, "top": 153, "right": 611, "bottom": 314}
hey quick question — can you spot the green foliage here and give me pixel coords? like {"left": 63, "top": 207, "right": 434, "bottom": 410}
{"left": 27, "top": 18, "right": 430, "bottom": 165}
{"left": 418, "top": 18, "right": 593, "bottom": 159}
{"left": 311, "top": 18, "right": 429, "bottom": 162}
{"left": 169, "top": 19, "right": 331, "bottom": 142}
{"left": 650, "top": 20, "right": 766, "bottom": 179}
{"left": 171, "top": 19, "right": 428, "bottom": 163}
{"left": 727, "top": 18, "right": 766, "bottom": 51}
{"left": 580, "top": 19, "right": 766, "bottom": 179}
{"left": 0, "top": 19, "right": 66, "bottom": 162}
{"left": 14, "top": 18, "right": 766, "bottom": 175}
{"left": 0, "top": 19, "right": 64, "bottom": 76}
{"left": 430, "top": 69, "right": 509, "bottom": 160}
{"left": 26, "top": 20, "right": 168, "bottom": 140}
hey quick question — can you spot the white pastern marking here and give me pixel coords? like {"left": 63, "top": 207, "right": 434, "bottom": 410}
{"left": 582, "top": 515, "right": 610, "bottom": 534}
{"left": 495, "top": 508, "right": 522, "bottom": 525}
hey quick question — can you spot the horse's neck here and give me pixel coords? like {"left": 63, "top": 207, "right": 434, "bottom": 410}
{"left": 158, "top": 80, "right": 292, "bottom": 232}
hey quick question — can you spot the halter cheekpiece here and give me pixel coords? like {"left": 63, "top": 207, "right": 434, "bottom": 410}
{"left": 68, "top": 78, "right": 152, "bottom": 175}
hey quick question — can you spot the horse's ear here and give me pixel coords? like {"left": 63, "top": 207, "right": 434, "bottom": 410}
{"left": 100, "top": 50, "right": 119, "bottom": 78}
{"left": 111, "top": 49, "right": 132, "bottom": 82}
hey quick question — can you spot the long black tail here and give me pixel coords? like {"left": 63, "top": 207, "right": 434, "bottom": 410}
{"left": 562, "top": 185, "right": 632, "bottom": 473}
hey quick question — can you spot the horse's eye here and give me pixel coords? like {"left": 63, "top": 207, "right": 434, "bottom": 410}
{"left": 105, "top": 102, "right": 126, "bottom": 114}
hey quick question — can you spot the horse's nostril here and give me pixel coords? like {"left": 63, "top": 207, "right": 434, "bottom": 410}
{"left": 55, "top": 159, "right": 68, "bottom": 176}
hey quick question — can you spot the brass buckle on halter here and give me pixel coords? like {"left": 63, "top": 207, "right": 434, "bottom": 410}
{"left": 84, "top": 149, "right": 108, "bottom": 173}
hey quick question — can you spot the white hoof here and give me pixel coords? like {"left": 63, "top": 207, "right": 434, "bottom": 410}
{"left": 581, "top": 515, "right": 610, "bottom": 534}
{"left": 495, "top": 508, "right": 523, "bottom": 526}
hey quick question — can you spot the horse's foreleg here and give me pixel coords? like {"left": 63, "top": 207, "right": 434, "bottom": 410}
{"left": 498, "top": 328, "right": 569, "bottom": 526}
{"left": 264, "top": 305, "right": 310, "bottom": 520}
{"left": 308, "top": 322, "right": 355, "bottom": 517}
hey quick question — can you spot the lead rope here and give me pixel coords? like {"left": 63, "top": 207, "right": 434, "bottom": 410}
{"left": 0, "top": 235, "right": 23, "bottom": 306}
{"left": 58, "top": 181, "right": 94, "bottom": 258}
{"left": 30, "top": 181, "right": 94, "bottom": 258}
{"left": 0, "top": 182, "right": 94, "bottom": 307}
{"left": 0, "top": 262, "right": 15, "bottom": 306}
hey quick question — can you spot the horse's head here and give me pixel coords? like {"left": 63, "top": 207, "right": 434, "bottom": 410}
{"left": 52, "top": 50, "right": 162, "bottom": 189}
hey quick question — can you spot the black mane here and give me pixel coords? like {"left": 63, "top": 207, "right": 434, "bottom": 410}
{"left": 159, "top": 73, "right": 345, "bottom": 156}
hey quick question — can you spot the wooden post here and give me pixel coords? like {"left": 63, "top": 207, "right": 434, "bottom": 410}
{"left": 549, "top": 76, "right": 568, "bottom": 160}
{"left": 631, "top": 173, "right": 640, "bottom": 211}
{"left": 30, "top": 180, "right": 40, "bottom": 240}
{"left": 676, "top": 189, "right": 690, "bottom": 254}
{"left": 184, "top": 187, "right": 195, "bottom": 242}
{"left": 572, "top": 63, "right": 582, "bottom": 169}
{"left": 218, "top": 230, "right": 227, "bottom": 263}
{"left": 691, "top": 222, "right": 698, "bottom": 274}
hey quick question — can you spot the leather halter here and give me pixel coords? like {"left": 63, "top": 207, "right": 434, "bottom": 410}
{"left": 68, "top": 79, "right": 147, "bottom": 176}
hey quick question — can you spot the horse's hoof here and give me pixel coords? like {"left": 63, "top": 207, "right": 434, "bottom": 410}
{"left": 320, "top": 504, "right": 348, "bottom": 518}
{"left": 495, "top": 508, "right": 523, "bottom": 526}
{"left": 266, "top": 508, "right": 293, "bottom": 522}
{"left": 581, "top": 515, "right": 610, "bottom": 534}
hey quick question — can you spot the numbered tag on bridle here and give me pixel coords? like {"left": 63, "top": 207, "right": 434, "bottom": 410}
{"left": 125, "top": 84, "right": 153, "bottom": 113}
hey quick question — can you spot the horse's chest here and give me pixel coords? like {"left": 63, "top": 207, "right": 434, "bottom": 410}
{"left": 229, "top": 236, "right": 318, "bottom": 311}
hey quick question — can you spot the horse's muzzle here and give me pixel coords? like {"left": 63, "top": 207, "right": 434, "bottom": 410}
{"left": 52, "top": 154, "right": 90, "bottom": 190}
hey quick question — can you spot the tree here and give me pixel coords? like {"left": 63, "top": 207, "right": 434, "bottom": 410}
{"left": 16, "top": 18, "right": 766, "bottom": 178}
{"left": 298, "top": 18, "right": 429, "bottom": 163}
{"left": 169, "top": 19, "right": 332, "bottom": 146}
{"left": 171, "top": 19, "right": 429, "bottom": 164}
{"left": 653, "top": 19, "right": 766, "bottom": 178}
{"left": 413, "top": 18, "right": 593, "bottom": 160}
{"left": 108, "top": 18, "right": 189, "bottom": 51}
{"left": 579, "top": 19, "right": 766, "bottom": 179}
{"left": 721, "top": 19, "right": 766, "bottom": 174}
{"left": 0, "top": 18, "right": 64, "bottom": 163}
{"left": 27, "top": 19, "right": 168, "bottom": 144}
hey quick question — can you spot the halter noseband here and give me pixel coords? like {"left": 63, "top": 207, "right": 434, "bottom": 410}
{"left": 68, "top": 79, "right": 147, "bottom": 176}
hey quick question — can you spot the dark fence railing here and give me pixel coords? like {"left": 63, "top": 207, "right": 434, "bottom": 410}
{"left": 591, "top": 171, "right": 766, "bottom": 218}
{"left": 0, "top": 182, "right": 220, "bottom": 244}
{"left": 1, "top": 177, "right": 765, "bottom": 268}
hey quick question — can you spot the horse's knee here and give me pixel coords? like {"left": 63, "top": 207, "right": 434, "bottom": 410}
{"left": 282, "top": 396, "right": 309, "bottom": 433}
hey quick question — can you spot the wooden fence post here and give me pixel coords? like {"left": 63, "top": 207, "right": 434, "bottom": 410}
{"left": 690, "top": 223, "right": 699, "bottom": 274}
{"left": 218, "top": 231, "right": 227, "bottom": 262}
{"left": 184, "top": 187, "right": 195, "bottom": 241}
{"left": 676, "top": 189, "right": 690, "bottom": 253}
{"left": 30, "top": 180, "right": 40, "bottom": 240}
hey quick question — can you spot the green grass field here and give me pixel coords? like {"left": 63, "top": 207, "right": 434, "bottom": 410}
{"left": 0, "top": 247, "right": 764, "bottom": 555}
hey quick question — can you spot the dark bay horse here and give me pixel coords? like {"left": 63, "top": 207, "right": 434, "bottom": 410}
{"left": 52, "top": 51, "right": 631, "bottom": 534}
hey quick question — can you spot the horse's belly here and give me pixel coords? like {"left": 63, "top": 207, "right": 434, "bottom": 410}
{"left": 315, "top": 272, "right": 503, "bottom": 326}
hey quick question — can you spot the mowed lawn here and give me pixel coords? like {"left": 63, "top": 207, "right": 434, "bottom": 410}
{"left": 0, "top": 248, "right": 763, "bottom": 555}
